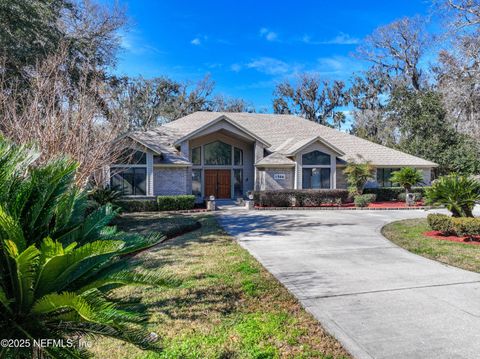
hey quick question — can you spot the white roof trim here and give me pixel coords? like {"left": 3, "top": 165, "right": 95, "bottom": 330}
{"left": 173, "top": 115, "right": 271, "bottom": 147}
{"left": 285, "top": 136, "right": 345, "bottom": 156}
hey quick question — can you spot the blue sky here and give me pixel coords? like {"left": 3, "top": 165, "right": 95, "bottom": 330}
{"left": 115, "top": 0, "right": 433, "bottom": 112}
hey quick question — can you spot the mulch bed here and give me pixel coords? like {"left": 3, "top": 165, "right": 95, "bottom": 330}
{"left": 423, "top": 230, "right": 480, "bottom": 245}
{"left": 255, "top": 201, "right": 429, "bottom": 210}
{"left": 368, "top": 201, "right": 424, "bottom": 208}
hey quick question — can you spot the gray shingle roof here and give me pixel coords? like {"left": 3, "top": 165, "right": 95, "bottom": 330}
{"left": 127, "top": 128, "right": 190, "bottom": 166}
{"left": 163, "top": 112, "right": 438, "bottom": 167}
{"left": 256, "top": 152, "right": 295, "bottom": 167}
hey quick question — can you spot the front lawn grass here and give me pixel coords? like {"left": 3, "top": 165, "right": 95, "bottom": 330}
{"left": 112, "top": 212, "right": 201, "bottom": 239}
{"left": 382, "top": 218, "right": 480, "bottom": 273}
{"left": 91, "top": 213, "right": 349, "bottom": 358}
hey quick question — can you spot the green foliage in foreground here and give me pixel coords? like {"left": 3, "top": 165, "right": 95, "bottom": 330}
{"left": 425, "top": 174, "right": 480, "bottom": 217}
{"left": 0, "top": 138, "right": 170, "bottom": 358}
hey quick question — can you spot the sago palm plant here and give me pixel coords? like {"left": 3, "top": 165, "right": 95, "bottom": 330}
{"left": 425, "top": 174, "right": 480, "bottom": 217}
{"left": 0, "top": 137, "right": 169, "bottom": 358}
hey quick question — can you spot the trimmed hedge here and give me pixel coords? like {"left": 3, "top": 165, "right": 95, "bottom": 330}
{"left": 354, "top": 194, "right": 376, "bottom": 207}
{"left": 157, "top": 195, "right": 196, "bottom": 211}
{"left": 253, "top": 189, "right": 351, "bottom": 207}
{"left": 116, "top": 199, "right": 158, "bottom": 213}
{"left": 116, "top": 195, "right": 196, "bottom": 212}
{"left": 427, "top": 213, "right": 480, "bottom": 237}
{"left": 364, "top": 187, "right": 429, "bottom": 201}
{"left": 427, "top": 214, "right": 455, "bottom": 234}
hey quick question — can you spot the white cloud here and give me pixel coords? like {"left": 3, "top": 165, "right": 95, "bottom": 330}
{"left": 119, "top": 31, "right": 164, "bottom": 55}
{"left": 328, "top": 32, "right": 359, "bottom": 45}
{"left": 246, "top": 57, "right": 290, "bottom": 75}
{"left": 318, "top": 57, "right": 344, "bottom": 71}
{"left": 302, "top": 32, "right": 359, "bottom": 45}
{"left": 190, "top": 38, "right": 201, "bottom": 46}
{"left": 315, "top": 55, "right": 364, "bottom": 77}
{"left": 230, "top": 63, "right": 242, "bottom": 72}
{"left": 259, "top": 27, "right": 278, "bottom": 42}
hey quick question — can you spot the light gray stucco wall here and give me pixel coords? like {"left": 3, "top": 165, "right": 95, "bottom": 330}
{"left": 259, "top": 168, "right": 295, "bottom": 190}
{"left": 153, "top": 167, "right": 188, "bottom": 195}
{"left": 254, "top": 141, "right": 265, "bottom": 191}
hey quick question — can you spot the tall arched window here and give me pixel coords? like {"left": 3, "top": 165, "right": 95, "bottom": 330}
{"left": 302, "top": 150, "right": 331, "bottom": 189}
{"left": 204, "top": 141, "right": 232, "bottom": 165}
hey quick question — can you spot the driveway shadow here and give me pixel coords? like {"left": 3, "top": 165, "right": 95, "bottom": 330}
{"left": 218, "top": 212, "right": 356, "bottom": 238}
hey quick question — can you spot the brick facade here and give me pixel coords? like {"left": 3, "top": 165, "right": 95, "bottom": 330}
{"left": 260, "top": 168, "right": 294, "bottom": 190}
{"left": 153, "top": 167, "right": 188, "bottom": 195}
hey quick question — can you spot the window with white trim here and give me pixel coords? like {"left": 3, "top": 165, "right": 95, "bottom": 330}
{"left": 111, "top": 149, "right": 147, "bottom": 195}
{"left": 301, "top": 150, "right": 331, "bottom": 189}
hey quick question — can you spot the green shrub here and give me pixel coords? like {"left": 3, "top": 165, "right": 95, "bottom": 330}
{"left": 253, "top": 189, "right": 351, "bottom": 207}
{"left": 427, "top": 213, "right": 454, "bottom": 233}
{"left": 0, "top": 137, "right": 166, "bottom": 357}
{"left": 364, "top": 187, "right": 429, "bottom": 201}
{"left": 427, "top": 214, "right": 480, "bottom": 236}
{"left": 354, "top": 193, "right": 377, "bottom": 207}
{"left": 451, "top": 217, "right": 480, "bottom": 237}
{"left": 398, "top": 192, "right": 422, "bottom": 202}
{"left": 425, "top": 174, "right": 480, "bottom": 217}
{"left": 117, "top": 198, "right": 158, "bottom": 212}
{"left": 343, "top": 160, "right": 375, "bottom": 196}
{"left": 157, "top": 195, "right": 196, "bottom": 211}
{"left": 88, "top": 185, "right": 122, "bottom": 206}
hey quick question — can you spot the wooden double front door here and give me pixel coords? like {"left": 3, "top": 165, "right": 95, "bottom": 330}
{"left": 204, "top": 169, "right": 231, "bottom": 199}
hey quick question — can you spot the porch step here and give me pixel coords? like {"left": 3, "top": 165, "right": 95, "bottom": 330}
{"left": 215, "top": 199, "right": 242, "bottom": 210}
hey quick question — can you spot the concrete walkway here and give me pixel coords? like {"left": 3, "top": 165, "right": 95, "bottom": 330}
{"left": 217, "top": 208, "right": 480, "bottom": 359}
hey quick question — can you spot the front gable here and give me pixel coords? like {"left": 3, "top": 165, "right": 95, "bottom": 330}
{"left": 173, "top": 115, "right": 271, "bottom": 147}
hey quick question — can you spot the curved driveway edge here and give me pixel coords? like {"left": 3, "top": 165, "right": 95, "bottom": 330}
{"left": 216, "top": 208, "right": 480, "bottom": 359}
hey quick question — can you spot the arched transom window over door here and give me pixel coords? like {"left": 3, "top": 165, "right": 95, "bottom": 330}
{"left": 204, "top": 141, "right": 232, "bottom": 165}
{"left": 302, "top": 150, "right": 331, "bottom": 189}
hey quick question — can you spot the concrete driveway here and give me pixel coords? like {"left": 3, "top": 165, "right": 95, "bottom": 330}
{"left": 217, "top": 208, "right": 480, "bottom": 359}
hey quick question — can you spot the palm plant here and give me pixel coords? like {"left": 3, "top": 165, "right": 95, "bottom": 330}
{"left": 389, "top": 167, "right": 423, "bottom": 194}
{"left": 425, "top": 174, "right": 480, "bottom": 217}
{"left": 390, "top": 168, "right": 424, "bottom": 206}
{"left": 0, "top": 137, "right": 169, "bottom": 358}
{"left": 343, "top": 160, "right": 375, "bottom": 196}
{"left": 88, "top": 185, "right": 122, "bottom": 209}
